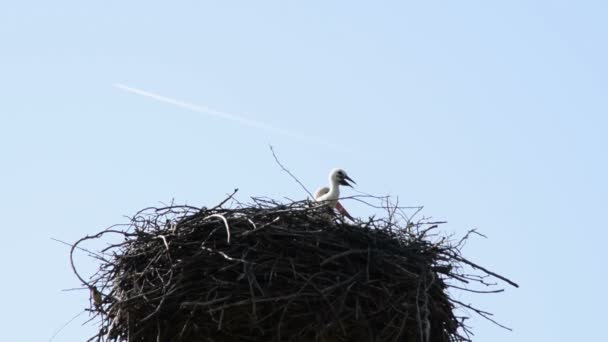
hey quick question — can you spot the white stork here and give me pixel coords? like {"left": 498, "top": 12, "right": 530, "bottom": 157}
{"left": 314, "top": 168, "right": 356, "bottom": 221}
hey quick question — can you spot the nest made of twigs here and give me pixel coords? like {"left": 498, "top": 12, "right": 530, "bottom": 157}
{"left": 71, "top": 196, "right": 517, "bottom": 342}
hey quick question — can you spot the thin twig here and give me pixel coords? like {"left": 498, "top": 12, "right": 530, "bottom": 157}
{"left": 269, "top": 145, "right": 314, "bottom": 198}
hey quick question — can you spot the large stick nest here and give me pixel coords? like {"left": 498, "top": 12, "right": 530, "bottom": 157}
{"left": 71, "top": 196, "right": 517, "bottom": 342}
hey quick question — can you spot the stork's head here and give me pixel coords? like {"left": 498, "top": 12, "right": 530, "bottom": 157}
{"left": 330, "top": 168, "right": 356, "bottom": 187}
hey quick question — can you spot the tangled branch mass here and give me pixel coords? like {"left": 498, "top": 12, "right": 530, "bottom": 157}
{"left": 71, "top": 196, "right": 517, "bottom": 342}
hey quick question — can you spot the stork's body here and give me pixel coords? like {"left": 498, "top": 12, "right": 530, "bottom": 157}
{"left": 314, "top": 186, "right": 338, "bottom": 208}
{"left": 314, "top": 168, "right": 355, "bottom": 221}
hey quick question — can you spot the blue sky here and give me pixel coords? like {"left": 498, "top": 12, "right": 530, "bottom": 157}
{"left": 1, "top": 1, "right": 606, "bottom": 341}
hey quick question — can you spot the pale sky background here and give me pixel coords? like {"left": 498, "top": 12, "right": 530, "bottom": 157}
{"left": 1, "top": 1, "right": 607, "bottom": 341}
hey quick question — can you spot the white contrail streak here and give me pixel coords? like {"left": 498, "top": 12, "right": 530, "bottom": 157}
{"left": 113, "top": 83, "right": 343, "bottom": 150}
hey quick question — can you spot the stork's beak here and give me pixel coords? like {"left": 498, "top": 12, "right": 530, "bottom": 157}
{"left": 340, "top": 175, "right": 356, "bottom": 187}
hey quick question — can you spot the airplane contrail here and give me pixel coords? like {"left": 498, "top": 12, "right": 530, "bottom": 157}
{"left": 113, "top": 83, "right": 344, "bottom": 151}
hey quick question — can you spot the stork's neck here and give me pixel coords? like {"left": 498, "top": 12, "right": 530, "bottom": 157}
{"left": 327, "top": 177, "right": 340, "bottom": 198}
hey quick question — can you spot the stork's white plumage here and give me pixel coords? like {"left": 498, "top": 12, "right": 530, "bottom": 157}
{"left": 314, "top": 168, "right": 355, "bottom": 221}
